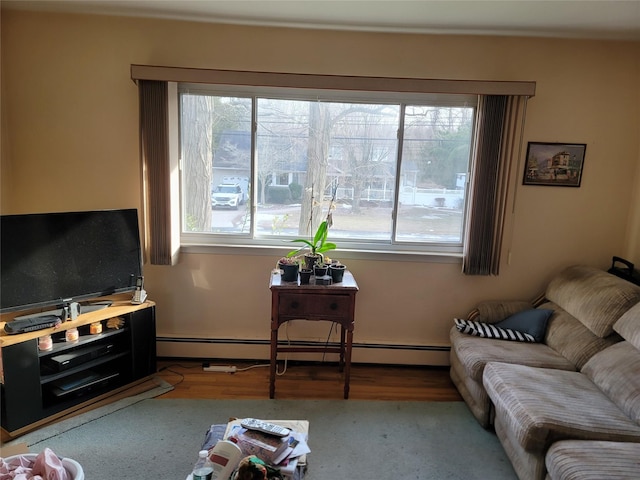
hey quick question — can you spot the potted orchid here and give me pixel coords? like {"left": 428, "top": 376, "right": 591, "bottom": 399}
{"left": 287, "top": 181, "right": 338, "bottom": 269}
{"left": 287, "top": 220, "right": 337, "bottom": 269}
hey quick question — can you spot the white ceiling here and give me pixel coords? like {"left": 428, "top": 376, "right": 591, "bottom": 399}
{"left": 3, "top": 0, "right": 640, "bottom": 40}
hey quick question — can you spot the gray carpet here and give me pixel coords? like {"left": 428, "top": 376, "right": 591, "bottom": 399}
{"left": 4, "top": 376, "right": 174, "bottom": 448}
{"left": 10, "top": 398, "right": 517, "bottom": 479}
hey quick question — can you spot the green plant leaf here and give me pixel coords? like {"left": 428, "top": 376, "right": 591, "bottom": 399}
{"left": 286, "top": 218, "right": 337, "bottom": 258}
{"left": 312, "top": 222, "right": 326, "bottom": 245}
{"left": 290, "top": 239, "right": 314, "bottom": 247}
{"left": 317, "top": 242, "right": 337, "bottom": 253}
{"left": 287, "top": 239, "right": 314, "bottom": 257}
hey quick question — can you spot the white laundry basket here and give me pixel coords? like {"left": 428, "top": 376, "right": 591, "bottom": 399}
{"left": 3, "top": 453, "right": 84, "bottom": 480}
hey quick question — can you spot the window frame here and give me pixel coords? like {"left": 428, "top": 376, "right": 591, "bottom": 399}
{"left": 178, "top": 83, "right": 477, "bottom": 258}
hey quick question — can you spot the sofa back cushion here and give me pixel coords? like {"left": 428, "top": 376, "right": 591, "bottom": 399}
{"left": 614, "top": 302, "right": 640, "bottom": 350}
{"left": 582, "top": 341, "right": 640, "bottom": 424}
{"left": 543, "top": 302, "right": 621, "bottom": 368}
{"left": 546, "top": 265, "right": 640, "bottom": 338}
{"left": 473, "top": 300, "right": 533, "bottom": 324}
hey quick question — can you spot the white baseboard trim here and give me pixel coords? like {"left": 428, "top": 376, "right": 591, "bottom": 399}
{"left": 156, "top": 336, "right": 451, "bottom": 366}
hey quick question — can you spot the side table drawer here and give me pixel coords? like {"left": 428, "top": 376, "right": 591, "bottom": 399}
{"left": 278, "top": 294, "right": 351, "bottom": 320}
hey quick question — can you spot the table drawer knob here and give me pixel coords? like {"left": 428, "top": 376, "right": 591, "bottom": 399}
{"left": 291, "top": 301, "right": 299, "bottom": 309}
{"left": 330, "top": 302, "right": 338, "bottom": 310}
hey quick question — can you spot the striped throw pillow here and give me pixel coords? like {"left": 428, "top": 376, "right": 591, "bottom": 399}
{"left": 454, "top": 318, "right": 536, "bottom": 342}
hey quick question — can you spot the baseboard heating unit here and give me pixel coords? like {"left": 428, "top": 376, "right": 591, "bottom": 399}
{"left": 156, "top": 337, "right": 451, "bottom": 366}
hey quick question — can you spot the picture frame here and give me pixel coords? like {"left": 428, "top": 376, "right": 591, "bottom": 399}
{"left": 523, "top": 142, "right": 586, "bottom": 187}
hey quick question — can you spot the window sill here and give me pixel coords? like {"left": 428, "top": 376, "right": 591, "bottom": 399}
{"left": 180, "top": 242, "right": 462, "bottom": 264}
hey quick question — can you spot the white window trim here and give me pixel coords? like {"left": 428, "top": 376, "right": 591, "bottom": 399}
{"left": 178, "top": 88, "right": 475, "bottom": 258}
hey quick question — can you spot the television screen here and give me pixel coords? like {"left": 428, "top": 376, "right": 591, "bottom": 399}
{"left": 1, "top": 209, "right": 143, "bottom": 313}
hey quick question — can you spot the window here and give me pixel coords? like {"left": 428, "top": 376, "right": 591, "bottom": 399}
{"left": 179, "top": 85, "right": 476, "bottom": 255}
{"left": 134, "top": 67, "right": 533, "bottom": 270}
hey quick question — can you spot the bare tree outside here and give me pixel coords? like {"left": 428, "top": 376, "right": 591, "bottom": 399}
{"left": 256, "top": 99, "right": 308, "bottom": 206}
{"left": 181, "top": 94, "right": 215, "bottom": 231}
{"left": 181, "top": 94, "right": 251, "bottom": 232}
{"left": 332, "top": 105, "right": 399, "bottom": 215}
{"left": 300, "top": 102, "right": 332, "bottom": 236}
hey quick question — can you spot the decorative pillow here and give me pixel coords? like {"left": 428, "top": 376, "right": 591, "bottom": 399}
{"left": 454, "top": 318, "right": 536, "bottom": 342}
{"left": 494, "top": 308, "right": 553, "bottom": 343}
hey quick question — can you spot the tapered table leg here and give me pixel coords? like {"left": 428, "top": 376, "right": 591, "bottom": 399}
{"left": 344, "top": 329, "right": 353, "bottom": 399}
{"left": 270, "top": 327, "right": 277, "bottom": 398}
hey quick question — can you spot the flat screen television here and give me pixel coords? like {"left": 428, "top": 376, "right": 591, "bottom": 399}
{"left": 1, "top": 208, "right": 143, "bottom": 314}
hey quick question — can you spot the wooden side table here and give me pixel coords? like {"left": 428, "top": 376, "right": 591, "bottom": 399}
{"left": 269, "top": 270, "right": 359, "bottom": 399}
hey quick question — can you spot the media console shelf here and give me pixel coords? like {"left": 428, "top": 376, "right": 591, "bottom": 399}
{"left": 0, "top": 295, "right": 156, "bottom": 439}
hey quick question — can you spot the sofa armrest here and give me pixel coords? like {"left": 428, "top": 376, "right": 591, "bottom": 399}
{"left": 469, "top": 300, "right": 534, "bottom": 323}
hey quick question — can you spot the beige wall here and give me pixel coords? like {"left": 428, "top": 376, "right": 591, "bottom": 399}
{"left": 2, "top": 10, "right": 640, "bottom": 364}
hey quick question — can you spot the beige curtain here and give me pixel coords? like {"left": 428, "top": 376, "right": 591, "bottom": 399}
{"left": 463, "top": 95, "right": 528, "bottom": 275}
{"left": 138, "top": 80, "right": 173, "bottom": 265}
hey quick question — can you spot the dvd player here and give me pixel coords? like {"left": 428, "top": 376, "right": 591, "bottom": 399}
{"left": 48, "top": 343, "right": 115, "bottom": 371}
{"left": 50, "top": 370, "right": 119, "bottom": 398}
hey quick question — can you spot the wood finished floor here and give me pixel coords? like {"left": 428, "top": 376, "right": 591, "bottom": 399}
{"left": 155, "top": 360, "right": 462, "bottom": 402}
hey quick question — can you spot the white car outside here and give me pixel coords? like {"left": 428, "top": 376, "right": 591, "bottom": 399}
{"left": 212, "top": 184, "right": 245, "bottom": 209}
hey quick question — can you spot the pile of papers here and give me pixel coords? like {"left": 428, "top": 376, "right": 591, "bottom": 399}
{"left": 200, "top": 419, "right": 310, "bottom": 480}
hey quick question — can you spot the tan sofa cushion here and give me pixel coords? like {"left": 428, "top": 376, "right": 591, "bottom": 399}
{"left": 483, "top": 362, "right": 640, "bottom": 452}
{"left": 545, "top": 440, "right": 640, "bottom": 480}
{"left": 545, "top": 265, "right": 640, "bottom": 338}
{"left": 473, "top": 300, "right": 533, "bottom": 323}
{"left": 450, "top": 327, "right": 574, "bottom": 382}
{"left": 614, "top": 301, "right": 640, "bottom": 350}
{"left": 581, "top": 341, "right": 640, "bottom": 424}
{"left": 543, "top": 302, "right": 622, "bottom": 369}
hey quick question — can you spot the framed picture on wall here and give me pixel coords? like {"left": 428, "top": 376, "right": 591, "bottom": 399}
{"left": 523, "top": 142, "right": 586, "bottom": 187}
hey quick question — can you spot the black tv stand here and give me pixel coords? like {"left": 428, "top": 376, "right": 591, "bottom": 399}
{"left": 1, "top": 295, "right": 156, "bottom": 439}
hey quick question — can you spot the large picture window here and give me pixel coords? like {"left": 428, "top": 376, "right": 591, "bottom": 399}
{"left": 179, "top": 86, "right": 475, "bottom": 255}
{"left": 133, "top": 65, "right": 533, "bottom": 270}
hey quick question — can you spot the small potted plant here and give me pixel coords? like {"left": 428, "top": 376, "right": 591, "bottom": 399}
{"left": 277, "top": 257, "right": 300, "bottom": 282}
{"left": 286, "top": 181, "right": 338, "bottom": 270}
{"left": 313, "top": 261, "right": 328, "bottom": 277}
{"left": 329, "top": 262, "right": 347, "bottom": 283}
{"left": 299, "top": 268, "right": 313, "bottom": 285}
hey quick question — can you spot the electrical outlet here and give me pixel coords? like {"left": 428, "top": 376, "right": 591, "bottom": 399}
{"left": 203, "top": 365, "right": 237, "bottom": 373}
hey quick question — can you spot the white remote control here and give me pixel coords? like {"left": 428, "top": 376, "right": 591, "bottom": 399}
{"left": 240, "top": 418, "right": 291, "bottom": 437}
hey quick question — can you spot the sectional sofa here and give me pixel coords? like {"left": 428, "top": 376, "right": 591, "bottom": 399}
{"left": 450, "top": 265, "right": 640, "bottom": 479}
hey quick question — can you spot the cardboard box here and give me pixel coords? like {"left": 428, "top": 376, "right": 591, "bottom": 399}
{"left": 0, "top": 442, "right": 28, "bottom": 458}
